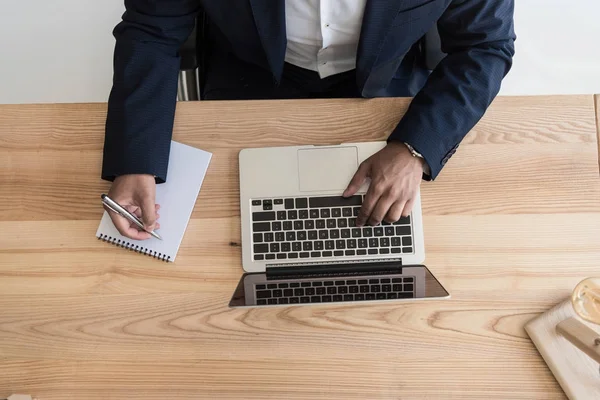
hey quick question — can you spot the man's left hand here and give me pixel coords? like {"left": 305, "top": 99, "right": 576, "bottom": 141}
{"left": 344, "top": 142, "right": 424, "bottom": 226}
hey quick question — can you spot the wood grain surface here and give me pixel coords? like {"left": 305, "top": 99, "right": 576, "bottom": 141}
{"left": 1, "top": 96, "right": 600, "bottom": 399}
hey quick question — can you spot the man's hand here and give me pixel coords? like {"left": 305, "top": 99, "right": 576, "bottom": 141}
{"left": 106, "top": 174, "right": 160, "bottom": 240}
{"left": 344, "top": 142, "right": 424, "bottom": 226}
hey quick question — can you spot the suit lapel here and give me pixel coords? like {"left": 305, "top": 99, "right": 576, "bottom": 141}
{"left": 249, "top": 0, "right": 286, "bottom": 81}
{"left": 357, "top": 0, "right": 407, "bottom": 90}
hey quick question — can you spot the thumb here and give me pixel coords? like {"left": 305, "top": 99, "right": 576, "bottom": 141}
{"left": 344, "top": 161, "right": 369, "bottom": 197}
{"left": 140, "top": 197, "right": 157, "bottom": 230}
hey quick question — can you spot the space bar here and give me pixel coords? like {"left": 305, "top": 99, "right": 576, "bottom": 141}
{"left": 308, "top": 196, "right": 362, "bottom": 208}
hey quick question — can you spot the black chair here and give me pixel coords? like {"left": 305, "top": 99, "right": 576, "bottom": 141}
{"left": 177, "top": 12, "right": 446, "bottom": 101}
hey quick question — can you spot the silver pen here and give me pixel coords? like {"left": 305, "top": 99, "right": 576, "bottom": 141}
{"left": 101, "top": 194, "right": 162, "bottom": 240}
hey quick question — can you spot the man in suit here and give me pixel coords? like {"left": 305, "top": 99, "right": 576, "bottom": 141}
{"left": 102, "top": 0, "right": 515, "bottom": 240}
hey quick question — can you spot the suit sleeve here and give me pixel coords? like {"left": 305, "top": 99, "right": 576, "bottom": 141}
{"left": 102, "top": 0, "right": 200, "bottom": 183}
{"left": 388, "top": 0, "right": 515, "bottom": 180}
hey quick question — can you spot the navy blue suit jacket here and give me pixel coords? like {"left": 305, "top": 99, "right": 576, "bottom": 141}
{"left": 102, "top": 0, "right": 515, "bottom": 182}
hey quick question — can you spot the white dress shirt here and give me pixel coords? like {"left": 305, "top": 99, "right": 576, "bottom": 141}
{"left": 284, "top": 0, "right": 367, "bottom": 78}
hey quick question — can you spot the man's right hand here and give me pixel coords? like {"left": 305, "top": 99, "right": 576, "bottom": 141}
{"left": 106, "top": 174, "right": 160, "bottom": 240}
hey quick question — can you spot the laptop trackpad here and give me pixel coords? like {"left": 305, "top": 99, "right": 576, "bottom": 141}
{"left": 298, "top": 147, "right": 358, "bottom": 192}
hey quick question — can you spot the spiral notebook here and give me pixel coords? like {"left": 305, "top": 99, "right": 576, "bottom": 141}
{"left": 96, "top": 141, "right": 212, "bottom": 262}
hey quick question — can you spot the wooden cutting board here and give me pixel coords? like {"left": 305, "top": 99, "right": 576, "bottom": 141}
{"left": 525, "top": 299, "right": 600, "bottom": 399}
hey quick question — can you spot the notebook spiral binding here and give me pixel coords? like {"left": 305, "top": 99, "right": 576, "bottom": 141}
{"left": 97, "top": 234, "right": 170, "bottom": 262}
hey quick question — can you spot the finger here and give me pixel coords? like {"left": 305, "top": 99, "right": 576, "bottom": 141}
{"left": 124, "top": 205, "right": 142, "bottom": 219}
{"left": 155, "top": 204, "right": 161, "bottom": 211}
{"left": 384, "top": 201, "right": 406, "bottom": 224}
{"left": 140, "top": 197, "right": 157, "bottom": 230}
{"left": 356, "top": 184, "right": 382, "bottom": 227}
{"left": 108, "top": 211, "right": 151, "bottom": 240}
{"left": 368, "top": 195, "right": 396, "bottom": 226}
{"left": 401, "top": 196, "right": 416, "bottom": 217}
{"left": 343, "top": 161, "right": 369, "bottom": 197}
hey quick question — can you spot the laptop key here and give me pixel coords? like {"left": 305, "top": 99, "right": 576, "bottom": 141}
{"left": 253, "top": 222, "right": 270, "bottom": 232}
{"left": 352, "top": 228, "right": 362, "bottom": 238}
{"left": 311, "top": 296, "right": 321, "bottom": 303}
{"left": 325, "top": 240, "right": 335, "bottom": 250}
{"left": 396, "top": 215, "right": 411, "bottom": 225}
{"left": 300, "top": 297, "right": 310, "bottom": 303}
{"left": 292, "top": 242, "right": 302, "bottom": 251}
{"left": 396, "top": 226, "right": 411, "bottom": 235}
{"left": 270, "top": 243, "right": 280, "bottom": 253}
{"left": 314, "top": 241, "right": 324, "bottom": 250}
{"left": 252, "top": 200, "right": 261, "bottom": 206}
{"left": 321, "top": 209, "right": 331, "bottom": 218}
{"left": 284, "top": 199, "right": 294, "bottom": 209}
{"left": 308, "top": 230, "right": 318, "bottom": 240}
{"left": 402, "top": 237, "right": 413, "bottom": 246}
{"left": 345, "top": 250, "right": 355, "bottom": 256}
{"left": 327, "top": 219, "right": 336, "bottom": 228}
{"left": 385, "top": 227, "right": 395, "bottom": 236}
{"left": 333, "top": 295, "right": 343, "bottom": 302}
{"left": 286, "top": 232, "right": 296, "bottom": 241}
{"left": 273, "top": 289, "right": 283, "bottom": 297}
{"left": 256, "top": 290, "right": 271, "bottom": 299}
{"left": 349, "top": 286, "right": 359, "bottom": 293}
{"left": 330, "top": 229, "right": 340, "bottom": 239}
{"left": 357, "top": 250, "right": 367, "bottom": 255}
{"left": 316, "top": 219, "right": 326, "bottom": 229}
{"left": 289, "top": 297, "right": 300, "bottom": 304}
{"left": 303, "top": 242, "right": 312, "bottom": 251}
{"left": 288, "top": 210, "right": 298, "bottom": 220}
{"left": 398, "top": 293, "right": 413, "bottom": 299}
{"left": 309, "top": 196, "right": 362, "bottom": 208}
{"left": 310, "top": 209, "right": 320, "bottom": 218}
{"left": 393, "top": 284, "right": 402, "bottom": 291}
{"left": 344, "top": 294, "right": 354, "bottom": 301}
{"left": 272, "top": 222, "right": 282, "bottom": 231}
{"left": 348, "top": 218, "right": 356, "bottom": 227}
{"left": 379, "top": 248, "right": 390, "bottom": 254}
{"left": 368, "top": 249, "right": 377, "bottom": 255}
{"left": 310, "top": 251, "right": 321, "bottom": 257}
{"left": 300, "top": 252, "right": 310, "bottom": 258}
{"left": 359, "top": 285, "right": 369, "bottom": 293}
{"left": 332, "top": 208, "right": 341, "bottom": 217}
{"left": 257, "top": 299, "right": 267, "bottom": 305}
{"left": 327, "top": 287, "right": 337, "bottom": 294}
{"left": 338, "top": 219, "right": 348, "bottom": 228}
{"left": 335, "top": 240, "right": 345, "bottom": 249}
{"left": 294, "top": 288, "right": 304, "bottom": 296}
{"left": 297, "top": 231, "right": 307, "bottom": 240}
{"left": 369, "top": 238, "right": 379, "bottom": 247}
{"left": 374, "top": 227, "right": 384, "bottom": 236}
{"left": 279, "top": 283, "right": 289, "bottom": 288}
{"left": 322, "top": 295, "right": 332, "bottom": 302}
{"left": 355, "top": 294, "right": 365, "bottom": 300}
{"left": 264, "top": 233, "right": 274, "bottom": 242}
{"left": 294, "top": 221, "right": 303, "bottom": 230}
{"left": 347, "top": 239, "right": 357, "bottom": 249}
{"left": 316, "top": 287, "right": 326, "bottom": 295}
{"left": 343, "top": 207, "right": 352, "bottom": 217}
{"left": 276, "top": 253, "right": 287, "bottom": 259}
{"left": 254, "top": 254, "right": 264, "bottom": 261}
{"left": 253, "top": 233, "right": 263, "bottom": 243}
{"left": 319, "top": 230, "right": 328, "bottom": 239}
{"left": 365, "top": 293, "right": 376, "bottom": 300}
{"left": 376, "top": 293, "right": 386, "bottom": 300}
{"left": 358, "top": 239, "right": 368, "bottom": 248}
{"left": 353, "top": 207, "right": 360, "bottom": 216}
{"left": 338, "top": 286, "right": 348, "bottom": 294}
{"left": 301, "top": 282, "right": 311, "bottom": 287}
{"left": 290, "top": 282, "right": 300, "bottom": 288}
{"left": 387, "top": 293, "right": 397, "bottom": 299}
{"left": 363, "top": 227, "right": 373, "bottom": 237}
{"left": 382, "top": 284, "right": 391, "bottom": 292}
{"left": 380, "top": 237, "right": 390, "bottom": 247}
{"left": 288, "top": 252, "right": 298, "bottom": 259}
{"left": 299, "top": 210, "right": 309, "bottom": 219}
{"left": 405, "top": 283, "right": 414, "bottom": 292}
{"left": 278, "top": 298, "right": 289, "bottom": 304}
{"left": 253, "top": 212, "right": 276, "bottom": 222}
{"left": 275, "top": 232, "right": 285, "bottom": 242}
{"left": 305, "top": 287, "right": 315, "bottom": 295}
{"left": 402, "top": 247, "right": 413, "bottom": 253}
{"left": 334, "top": 250, "right": 344, "bottom": 256}
{"left": 391, "top": 248, "right": 401, "bottom": 253}
{"left": 322, "top": 251, "right": 333, "bottom": 257}
{"left": 295, "top": 198, "right": 308, "bottom": 209}
{"left": 341, "top": 229, "right": 351, "bottom": 238}
{"left": 324, "top": 281, "right": 334, "bottom": 286}
{"left": 256, "top": 284, "right": 266, "bottom": 290}
{"left": 305, "top": 220, "right": 315, "bottom": 229}
{"left": 254, "top": 244, "right": 269, "bottom": 253}
{"left": 284, "top": 289, "right": 294, "bottom": 296}
{"left": 283, "top": 221, "right": 293, "bottom": 230}
{"left": 274, "top": 199, "right": 283, "bottom": 205}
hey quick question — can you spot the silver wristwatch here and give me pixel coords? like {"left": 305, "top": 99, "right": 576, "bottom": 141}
{"left": 403, "top": 142, "right": 424, "bottom": 159}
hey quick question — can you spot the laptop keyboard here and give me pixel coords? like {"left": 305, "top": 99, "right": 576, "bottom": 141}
{"left": 251, "top": 196, "right": 413, "bottom": 262}
{"left": 255, "top": 276, "right": 414, "bottom": 305}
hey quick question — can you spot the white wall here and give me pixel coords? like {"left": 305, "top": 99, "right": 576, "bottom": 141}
{"left": 1, "top": 0, "right": 599, "bottom": 104}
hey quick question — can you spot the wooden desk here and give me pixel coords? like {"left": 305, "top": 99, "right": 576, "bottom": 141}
{"left": 1, "top": 96, "right": 600, "bottom": 399}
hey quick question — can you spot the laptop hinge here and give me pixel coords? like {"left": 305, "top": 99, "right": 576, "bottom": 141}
{"left": 265, "top": 260, "right": 403, "bottom": 280}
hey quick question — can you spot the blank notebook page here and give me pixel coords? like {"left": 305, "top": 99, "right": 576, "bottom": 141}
{"left": 96, "top": 141, "right": 212, "bottom": 262}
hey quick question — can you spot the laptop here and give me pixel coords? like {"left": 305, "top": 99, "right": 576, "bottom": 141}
{"left": 229, "top": 141, "right": 449, "bottom": 307}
